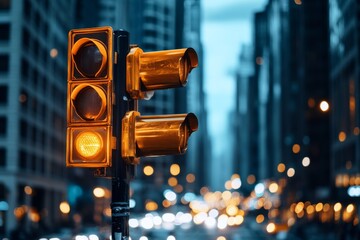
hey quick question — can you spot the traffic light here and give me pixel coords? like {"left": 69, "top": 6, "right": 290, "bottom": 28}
{"left": 66, "top": 26, "right": 114, "bottom": 167}
{"left": 122, "top": 47, "right": 199, "bottom": 164}
{"left": 126, "top": 47, "right": 198, "bottom": 99}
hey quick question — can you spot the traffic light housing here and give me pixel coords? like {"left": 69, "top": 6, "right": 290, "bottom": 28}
{"left": 66, "top": 26, "right": 114, "bottom": 167}
{"left": 122, "top": 111, "right": 198, "bottom": 164}
{"left": 122, "top": 47, "right": 199, "bottom": 164}
{"left": 126, "top": 47, "right": 198, "bottom": 99}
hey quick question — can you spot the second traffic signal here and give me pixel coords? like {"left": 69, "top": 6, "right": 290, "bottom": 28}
{"left": 122, "top": 46, "right": 199, "bottom": 164}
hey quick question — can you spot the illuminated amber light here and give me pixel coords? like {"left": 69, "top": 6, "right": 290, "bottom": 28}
{"left": 292, "top": 144, "right": 300, "bottom": 154}
{"left": 350, "top": 175, "right": 356, "bottom": 185}
{"left": 306, "top": 205, "right": 315, "bottom": 214}
{"left": 200, "top": 186, "right": 209, "bottom": 196}
{"left": 24, "top": 186, "right": 32, "bottom": 195}
{"left": 334, "top": 202, "right": 342, "bottom": 212}
{"left": 323, "top": 203, "right": 331, "bottom": 212}
{"left": 168, "top": 177, "right": 178, "bottom": 187}
{"left": 143, "top": 165, "right": 154, "bottom": 176}
{"left": 294, "top": 0, "right": 302, "bottom": 5}
{"left": 350, "top": 96, "right": 356, "bottom": 113}
{"left": 338, "top": 131, "right": 346, "bottom": 142}
{"left": 224, "top": 180, "right": 232, "bottom": 190}
{"left": 268, "top": 209, "right": 277, "bottom": 219}
{"left": 295, "top": 202, "right": 304, "bottom": 214}
{"left": 30, "top": 211, "right": 40, "bottom": 222}
{"left": 93, "top": 187, "right": 106, "bottom": 198}
{"left": 356, "top": 176, "right": 360, "bottom": 185}
{"left": 103, "top": 207, "right": 111, "bottom": 217}
{"left": 264, "top": 201, "right": 273, "bottom": 210}
{"left": 170, "top": 163, "right": 180, "bottom": 176}
{"left": 266, "top": 222, "right": 276, "bottom": 233}
{"left": 145, "top": 201, "right": 158, "bottom": 211}
{"left": 346, "top": 204, "right": 355, "bottom": 213}
{"left": 75, "top": 131, "right": 103, "bottom": 158}
{"left": 287, "top": 168, "right": 295, "bottom": 177}
{"left": 50, "top": 48, "right": 58, "bottom": 58}
{"left": 256, "top": 214, "right": 265, "bottom": 223}
{"left": 315, "top": 203, "right": 323, "bottom": 212}
{"left": 14, "top": 206, "right": 26, "bottom": 219}
{"left": 288, "top": 217, "right": 296, "bottom": 226}
{"left": 222, "top": 191, "right": 232, "bottom": 201}
{"left": 174, "top": 184, "right": 183, "bottom": 193}
{"left": 162, "top": 200, "right": 171, "bottom": 208}
{"left": 308, "top": 98, "right": 315, "bottom": 108}
{"left": 59, "top": 201, "right": 70, "bottom": 214}
{"left": 186, "top": 173, "right": 195, "bottom": 183}
{"left": 226, "top": 205, "right": 238, "bottom": 216}
{"left": 277, "top": 163, "right": 286, "bottom": 173}
{"left": 354, "top": 127, "right": 360, "bottom": 135}
{"left": 269, "top": 182, "right": 279, "bottom": 193}
{"left": 247, "top": 174, "right": 256, "bottom": 184}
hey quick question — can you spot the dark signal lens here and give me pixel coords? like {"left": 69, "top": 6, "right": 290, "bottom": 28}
{"left": 72, "top": 84, "right": 106, "bottom": 121}
{"left": 71, "top": 38, "right": 108, "bottom": 78}
{"left": 74, "top": 43, "right": 103, "bottom": 77}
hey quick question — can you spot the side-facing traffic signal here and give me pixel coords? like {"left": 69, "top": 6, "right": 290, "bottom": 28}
{"left": 122, "top": 47, "right": 199, "bottom": 164}
{"left": 66, "top": 26, "right": 114, "bottom": 167}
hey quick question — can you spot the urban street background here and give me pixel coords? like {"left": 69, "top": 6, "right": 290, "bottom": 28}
{"left": 0, "top": 0, "right": 359, "bottom": 239}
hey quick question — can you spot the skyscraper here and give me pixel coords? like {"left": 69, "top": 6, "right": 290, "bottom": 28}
{"left": 329, "top": 0, "right": 360, "bottom": 200}
{"left": 0, "top": 0, "right": 76, "bottom": 236}
{"left": 238, "top": 0, "right": 330, "bottom": 202}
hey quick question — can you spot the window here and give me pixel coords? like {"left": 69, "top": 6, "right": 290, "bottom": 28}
{"left": 0, "top": 148, "right": 5, "bottom": 167}
{"left": 0, "top": 23, "right": 10, "bottom": 41}
{"left": 21, "top": 58, "right": 29, "bottom": 80}
{"left": 0, "top": 86, "right": 8, "bottom": 104}
{"left": 19, "top": 150, "right": 27, "bottom": 170}
{"left": 0, "top": 0, "right": 10, "bottom": 10}
{"left": 0, "top": 117, "right": 6, "bottom": 136}
{"left": 20, "top": 119, "right": 28, "bottom": 138}
{"left": 0, "top": 55, "right": 9, "bottom": 73}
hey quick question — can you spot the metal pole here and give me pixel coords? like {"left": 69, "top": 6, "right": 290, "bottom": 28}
{"left": 111, "top": 30, "right": 134, "bottom": 240}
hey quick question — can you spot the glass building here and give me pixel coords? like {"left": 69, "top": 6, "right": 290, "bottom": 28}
{"left": 329, "top": 0, "right": 360, "bottom": 200}
{"left": 237, "top": 0, "right": 330, "bottom": 202}
{"left": 0, "top": 0, "right": 75, "bottom": 236}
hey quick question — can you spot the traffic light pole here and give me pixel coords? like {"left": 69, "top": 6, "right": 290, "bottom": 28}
{"left": 111, "top": 30, "right": 134, "bottom": 240}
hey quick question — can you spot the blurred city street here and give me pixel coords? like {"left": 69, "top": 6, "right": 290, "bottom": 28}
{"left": 1, "top": 0, "right": 360, "bottom": 239}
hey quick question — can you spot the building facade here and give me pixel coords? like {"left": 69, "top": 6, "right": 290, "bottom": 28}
{"left": 237, "top": 0, "right": 330, "bottom": 203}
{"left": 0, "top": 0, "right": 75, "bottom": 236}
{"left": 329, "top": 0, "right": 360, "bottom": 200}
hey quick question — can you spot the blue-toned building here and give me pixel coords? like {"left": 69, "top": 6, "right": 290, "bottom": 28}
{"left": 0, "top": 0, "right": 76, "bottom": 236}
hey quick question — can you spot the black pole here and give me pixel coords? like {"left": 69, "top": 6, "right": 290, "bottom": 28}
{"left": 111, "top": 30, "right": 134, "bottom": 240}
